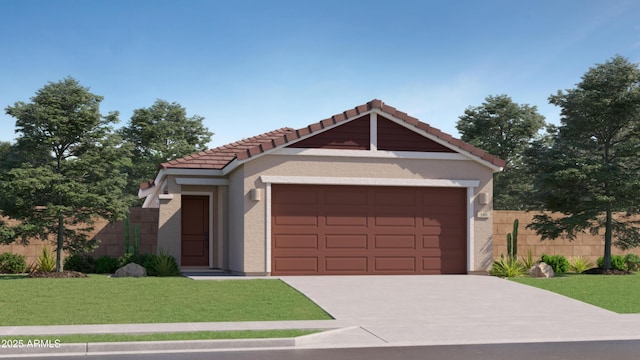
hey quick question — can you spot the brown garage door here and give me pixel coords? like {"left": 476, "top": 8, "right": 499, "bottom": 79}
{"left": 271, "top": 185, "right": 466, "bottom": 275}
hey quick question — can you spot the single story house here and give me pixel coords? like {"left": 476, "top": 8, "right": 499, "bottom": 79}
{"left": 139, "top": 100, "right": 505, "bottom": 275}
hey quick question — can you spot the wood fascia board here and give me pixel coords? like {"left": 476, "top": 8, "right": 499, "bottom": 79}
{"left": 271, "top": 147, "right": 470, "bottom": 160}
{"left": 260, "top": 175, "right": 479, "bottom": 188}
{"left": 175, "top": 178, "right": 230, "bottom": 186}
{"left": 164, "top": 168, "right": 225, "bottom": 176}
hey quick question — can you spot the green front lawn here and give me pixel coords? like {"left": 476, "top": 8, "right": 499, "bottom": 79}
{"left": 0, "top": 330, "right": 320, "bottom": 343}
{"left": 0, "top": 275, "right": 331, "bottom": 325}
{"left": 511, "top": 273, "right": 640, "bottom": 313}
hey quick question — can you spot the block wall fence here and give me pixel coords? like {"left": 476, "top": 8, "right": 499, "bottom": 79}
{"left": 0, "top": 208, "right": 158, "bottom": 267}
{"left": 494, "top": 210, "right": 640, "bottom": 262}
{"left": 3, "top": 209, "right": 639, "bottom": 268}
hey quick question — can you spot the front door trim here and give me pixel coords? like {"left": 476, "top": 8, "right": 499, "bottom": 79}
{"left": 182, "top": 191, "right": 214, "bottom": 268}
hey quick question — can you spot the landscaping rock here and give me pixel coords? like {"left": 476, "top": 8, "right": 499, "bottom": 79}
{"left": 530, "top": 262, "right": 554, "bottom": 278}
{"left": 113, "top": 263, "right": 147, "bottom": 278}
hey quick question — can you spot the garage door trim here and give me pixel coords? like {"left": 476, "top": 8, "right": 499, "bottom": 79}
{"left": 260, "top": 175, "right": 479, "bottom": 274}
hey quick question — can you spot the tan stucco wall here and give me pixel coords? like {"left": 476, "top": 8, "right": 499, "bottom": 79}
{"left": 228, "top": 166, "right": 246, "bottom": 273}
{"left": 237, "top": 154, "right": 496, "bottom": 274}
{"left": 157, "top": 176, "right": 182, "bottom": 265}
{"left": 157, "top": 179, "right": 227, "bottom": 269}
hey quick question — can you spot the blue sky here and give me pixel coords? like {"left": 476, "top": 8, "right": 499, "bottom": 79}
{"left": 1, "top": 0, "right": 639, "bottom": 148}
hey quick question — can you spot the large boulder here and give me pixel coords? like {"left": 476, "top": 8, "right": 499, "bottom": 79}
{"left": 530, "top": 262, "right": 554, "bottom": 278}
{"left": 113, "top": 263, "right": 147, "bottom": 278}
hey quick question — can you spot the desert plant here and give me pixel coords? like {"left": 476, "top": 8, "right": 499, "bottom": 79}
{"left": 123, "top": 212, "right": 141, "bottom": 257}
{"left": 64, "top": 254, "right": 96, "bottom": 273}
{"left": 0, "top": 252, "right": 28, "bottom": 274}
{"left": 95, "top": 256, "right": 119, "bottom": 274}
{"left": 521, "top": 249, "right": 535, "bottom": 270}
{"left": 540, "top": 254, "right": 570, "bottom": 273}
{"left": 133, "top": 225, "right": 140, "bottom": 255}
{"left": 490, "top": 255, "right": 527, "bottom": 277}
{"left": 568, "top": 256, "right": 593, "bottom": 273}
{"left": 34, "top": 246, "right": 56, "bottom": 272}
{"left": 597, "top": 255, "right": 627, "bottom": 271}
{"left": 624, "top": 254, "right": 640, "bottom": 272}
{"left": 506, "top": 219, "right": 519, "bottom": 259}
{"left": 144, "top": 250, "right": 180, "bottom": 277}
{"left": 124, "top": 213, "right": 131, "bottom": 255}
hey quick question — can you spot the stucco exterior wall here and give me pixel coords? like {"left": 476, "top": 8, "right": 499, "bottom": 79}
{"left": 227, "top": 166, "right": 246, "bottom": 273}
{"left": 240, "top": 154, "right": 496, "bottom": 274}
{"left": 157, "top": 176, "right": 182, "bottom": 265}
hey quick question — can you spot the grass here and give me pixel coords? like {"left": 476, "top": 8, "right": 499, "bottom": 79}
{"left": 0, "top": 330, "right": 320, "bottom": 343}
{"left": 0, "top": 275, "right": 331, "bottom": 325}
{"left": 511, "top": 272, "right": 640, "bottom": 313}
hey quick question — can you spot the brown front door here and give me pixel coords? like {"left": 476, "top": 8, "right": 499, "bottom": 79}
{"left": 181, "top": 195, "right": 209, "bottom": 267}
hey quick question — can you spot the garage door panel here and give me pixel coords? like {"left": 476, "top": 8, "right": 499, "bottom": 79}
{"left": 325, "top": 235, "right": 368, "bottom": 249}
{"left": 422, "top": 236, "right": 442, "bottom": 248}
{"left": 375, "top": 235, "right": 416, "bottom": 249}
{"left": 273, "top": 189, "right": 318, "bottom": 204}
{"left": 273, "top": 235, "right": 318, "bottom": 249}
{"left": 374, "top": 257, "right": 416, "bottom": 271}
{"left": 273, "top": 207, "right": 318, "bottom": 226}
{"left": 325, "top": 213, "right": 368, "bottom": 227}
{"left": 375, "top": 215, "right": 416, "bottom": 227}
{"left": 273, "top": 257, "right": 318, "bottom": 272}
{"left": 422, "top": 257, "right": 442, "bottom": 271}
{"left": 325, "top": 257, "right": 368, "bottom": 272}
{"left": 271, "top": 185, "right": 467, "bottom": 275}
{"left": 324, "top": 191, "right": 368, "bottom": 205}
{"left": 375, "top": 191, "right": 417, "bottom": 206}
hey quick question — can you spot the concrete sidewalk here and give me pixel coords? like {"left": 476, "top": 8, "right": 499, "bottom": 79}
{"left": 3, "top": 275, "right": 640, "bottom": 357}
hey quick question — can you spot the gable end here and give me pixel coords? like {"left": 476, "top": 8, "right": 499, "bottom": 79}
{"left": 287, "top": 114, "right": 371, "bottom": 150}
{"left": 377, "top": 115, "right": 455, "bottom": 153}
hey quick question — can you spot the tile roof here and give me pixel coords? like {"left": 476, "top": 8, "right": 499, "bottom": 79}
{"left": 159, "top": 99, "right": 506, "bottom": 171}
{"left": 160, "top": 128, "right": 295, "bottom": 170}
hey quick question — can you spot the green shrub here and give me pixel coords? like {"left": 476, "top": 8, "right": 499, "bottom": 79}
{"left": 0, "top": 252, "right": 28, "bottom": 274}
{"left": 64, "top": 254, "right": 96, "bottom": 273}
{"left": 144, "top": 250, "right": 180, "bottom": 277}
{"left": 540, "top": 254, "right": 570, "bottom": 273}
{"left": 490, "top": 255, "right": 527, "bottom": 277}
{"left": 568, "top": 256, "right": 593, "bottom": 273}
{"left": 597, "top": 255, "right": 627, "bottom": 270}
{"left": 95, "top": 256, "right": 119, "bottom": 274}
{"left": 118, "top": 253, "right": 150, "bottom": 268}
{"left": 624, "top": 254, "right": 640, "bottom": 272}
{"left": 35, "top": 246, "right": 56, "bottom": 272}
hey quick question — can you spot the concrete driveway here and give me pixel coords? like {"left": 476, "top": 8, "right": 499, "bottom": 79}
{"left": 281, "top": 275, "right": 640, "bottom": 346}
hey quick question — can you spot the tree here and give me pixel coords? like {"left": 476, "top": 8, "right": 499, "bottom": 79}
{"left": 120, "top": 99, "right": 212, "bottom": 199}
{"left": 0, "top": 77, "right": 131, "bottom": 271}
{"left": 527, "top": 56, "right": 640, "bottom": 270}
{"left": 456, "top": 95, "right": 546, "bottom": 209}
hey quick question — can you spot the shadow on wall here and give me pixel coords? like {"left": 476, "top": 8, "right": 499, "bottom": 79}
{"left": 92, "top": 208, "right": 159, "bottom": 258}
{"left": 0, "top": 208, "right": 159, "bottom": 265}
{"left": 479, "top": 234, "right": 494, "bottom": 271}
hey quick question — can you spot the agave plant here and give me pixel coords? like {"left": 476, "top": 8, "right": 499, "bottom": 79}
{"left": 490, "top": 255, "right": 527, "bottom": 277}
